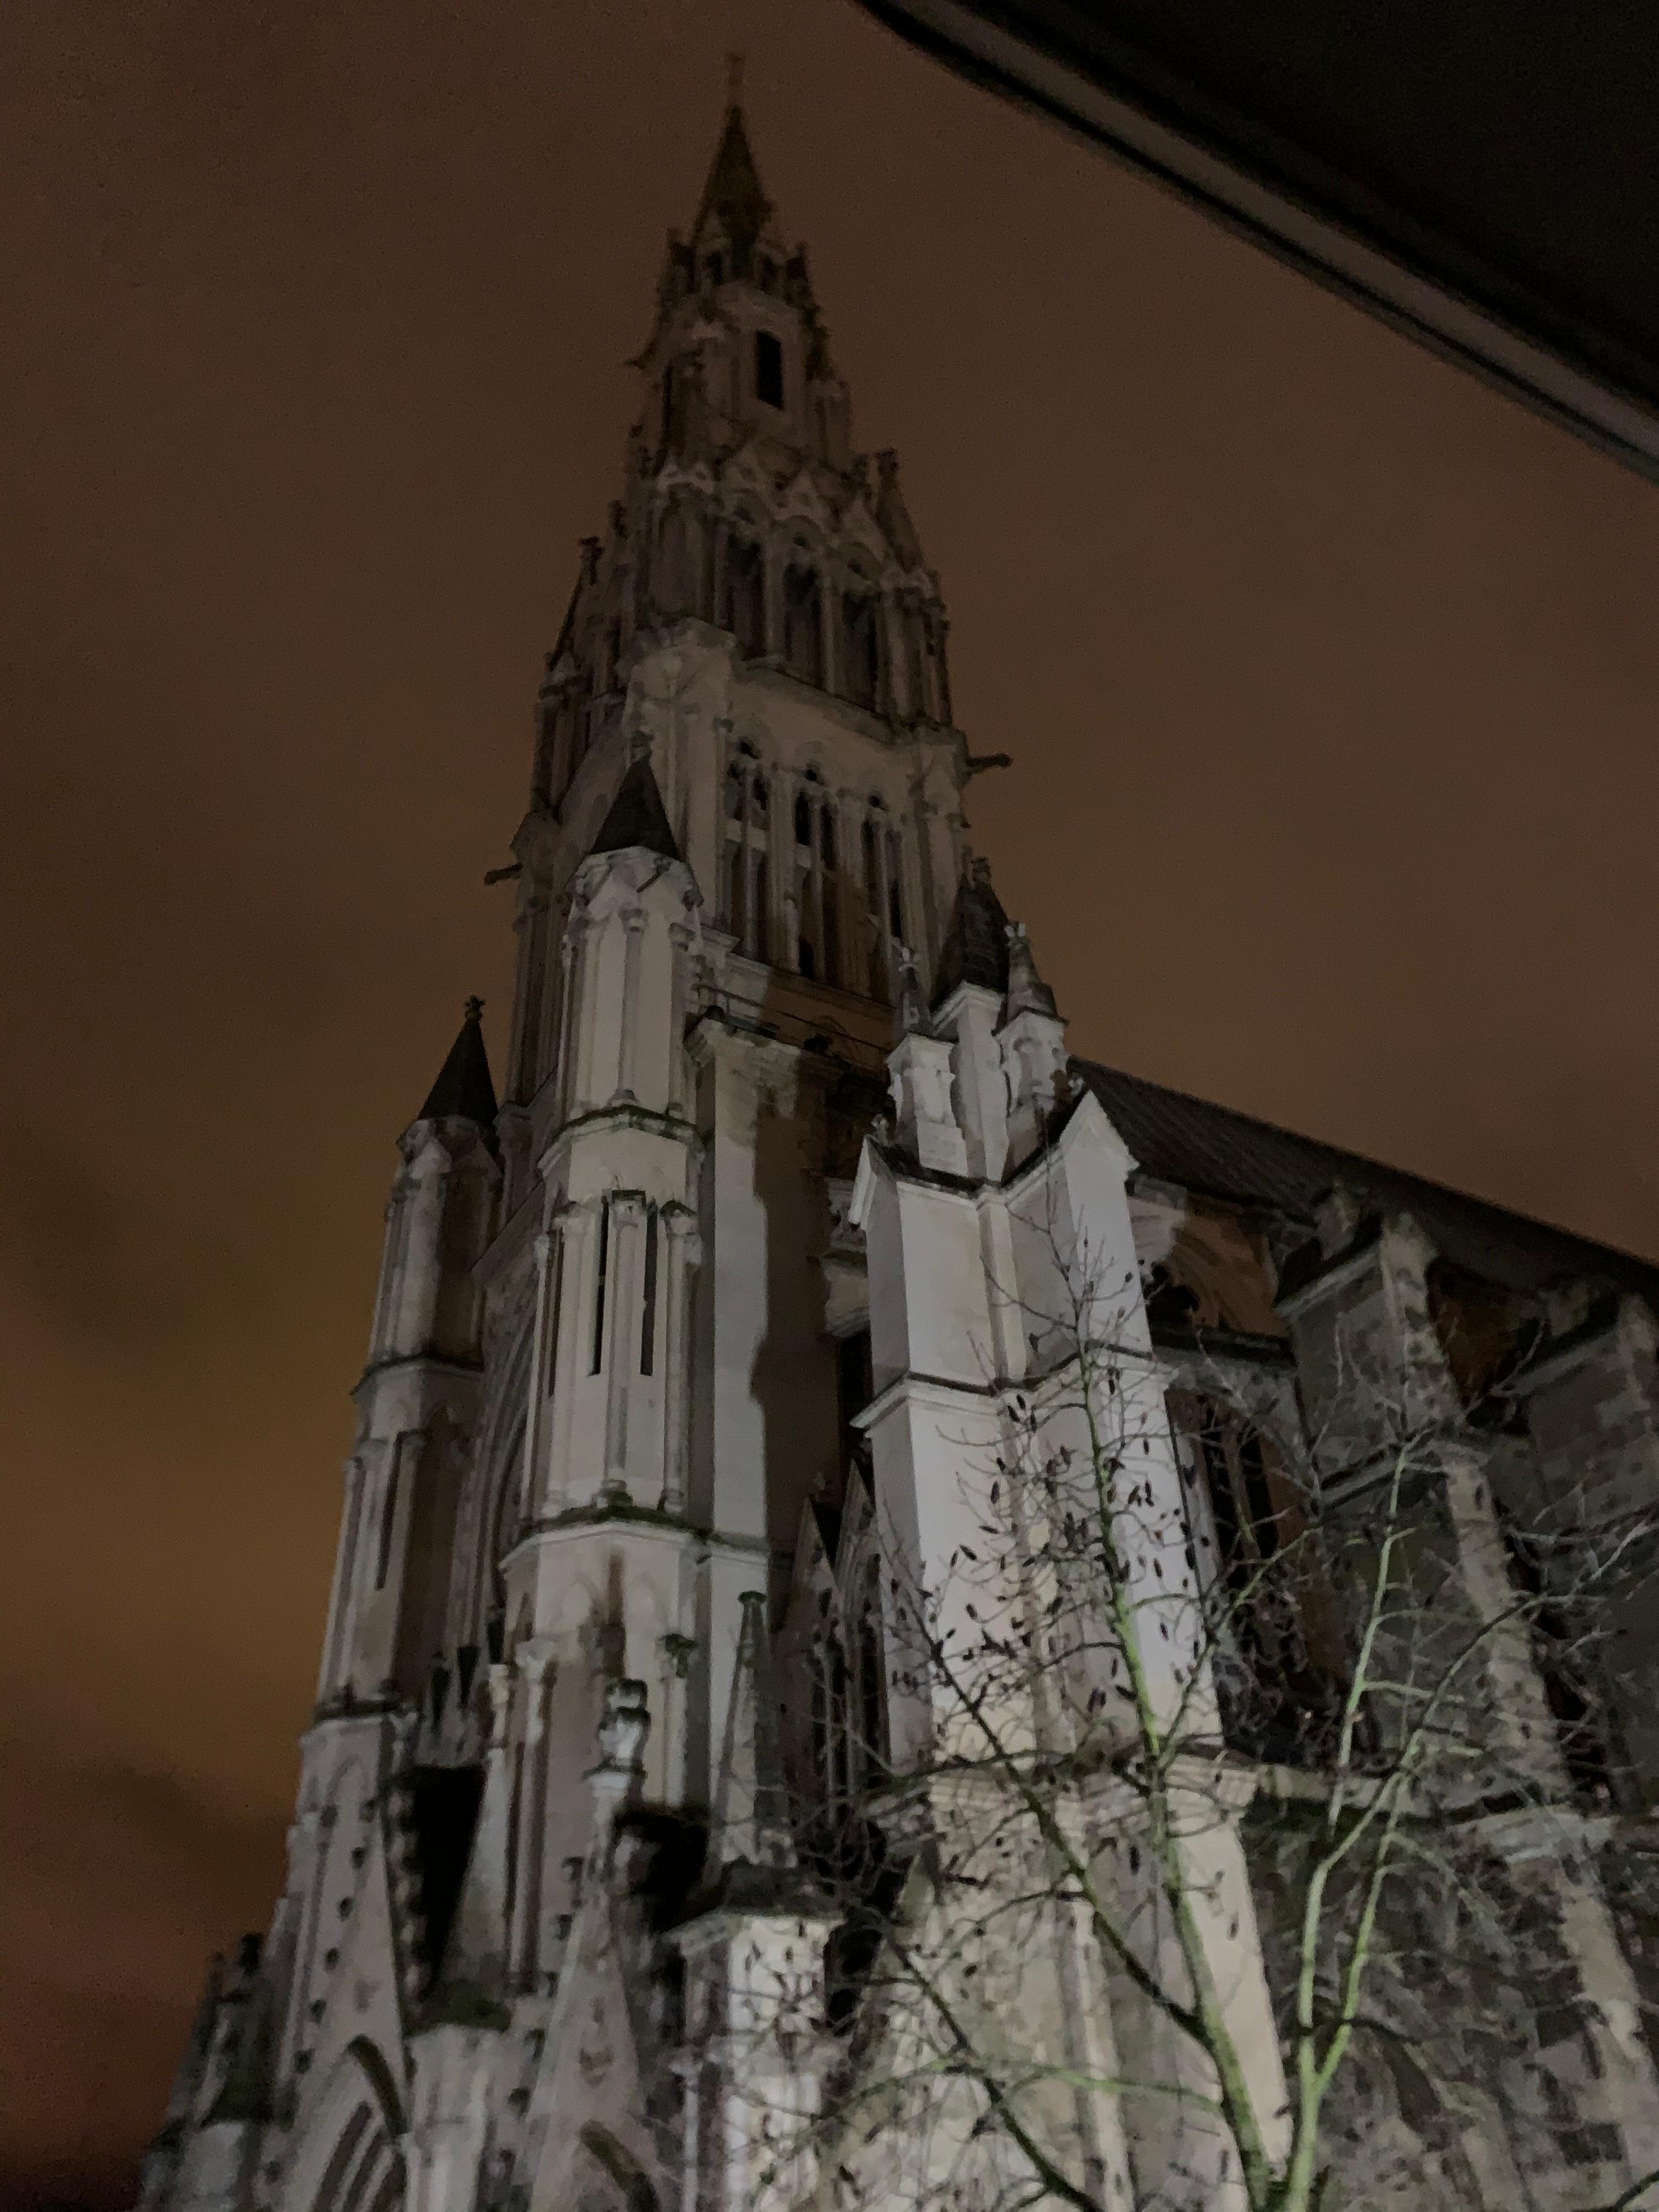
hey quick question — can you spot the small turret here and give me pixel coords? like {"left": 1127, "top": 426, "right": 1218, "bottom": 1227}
{"left": 366, "top": 998, "right": 501, "bottom": 1367}
{"left": 998, "top": 921, "right": 1069, "bottom": 1171}
{"left": 314, "top": 1002, "right": 501, "bottom": 1712}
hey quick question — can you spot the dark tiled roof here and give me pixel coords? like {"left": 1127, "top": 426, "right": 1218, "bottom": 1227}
{"left": 1076, "top": 1058, "right": 1659, "bottom": 1303}
{"left": 419, "top": 998, "right": 498, "bottom": 1127}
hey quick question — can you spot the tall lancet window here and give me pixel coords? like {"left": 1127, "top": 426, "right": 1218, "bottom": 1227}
{"left": 861, "top": 816, "right": 887, "bottom": 1000}
{"left": 842, "top": 590, "right": 878, "bottom": 712}
{"left": 656, "top": 500, "right": 701, "bottom": 619}
{"left": 783, "top": 561, "right": 821, "bottom": 687}
{"left": 820, "top": 805, "right": 841, "bottom": 988}
{"left": 855, "top": 1566, "right": 885, "bottom": 1790}
{"left": 723, "top": 535, "right": 765, "bottom": 658}
{"left": 721, "top": 753, "right": 770, "bottom": 963}
{"left": 754, "top": 328, "right": 784, "bottom": 409}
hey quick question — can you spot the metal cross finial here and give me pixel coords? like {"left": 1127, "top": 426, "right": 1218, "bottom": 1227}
{"left": 726, "top": 51, "right": 744, "bottom": 104}
{"left": 464, "top": 995, "right": 484, "bottom": 1022}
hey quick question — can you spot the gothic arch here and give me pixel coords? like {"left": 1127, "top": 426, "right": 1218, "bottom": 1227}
{"left": 281, "top": 2039, "right": 405, "bottom": 2212}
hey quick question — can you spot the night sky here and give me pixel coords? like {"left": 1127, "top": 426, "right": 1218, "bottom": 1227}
{"left": 7, "top": 3, "right": 1659, "bottom": 2205}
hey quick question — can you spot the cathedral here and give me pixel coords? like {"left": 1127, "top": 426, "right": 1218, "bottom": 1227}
{"left": 140, "top": 91, "right": 1659, "bottom": 2212}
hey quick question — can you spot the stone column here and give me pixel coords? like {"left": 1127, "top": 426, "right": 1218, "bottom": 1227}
{"left": 762, "top": 532, "right": 781, "bottom": 659}
{"left": 550, "top": 925, "right": 579, "bottom": 1124}
{"left": 518, "top": 1225, "right": 559, "bottom": 1523}
{"left": 876, "top": 590, "right": 898, "bottom": 716}
{"left": 614, "top": 906, "right": 649, "bottom": 1103}
{"left": 603, "top": 1194, "right": 647, "bottom": 1498}
{"left": 872, "top": 824, "right": 895, "bottom": 1003}
{"left": 821, "top": 563, "right": 841, "bottom": 698}
{"left": 710, "top": 522, "right": 728, "bottom": 637}
{"left": 508, "top": 1639, "right": 557, "bottom": 1989}
{"left": 805, "top": 795, "right": 826, "bottom": 982}
{"left": 571, "top": 911, "right": 603, "bottom": 1116}
{"left": 838, "top": 788, "right": 866, "bottom": 994}
{"left": 767, "top": 770, "right": 793, "bottom": 970}
{"left": 668, "top": 922, "right": 695, "bottom": 1115}
{"left": 317, "top": 1454, "right": 368, "bottom": 1701}
{"left": 544, "top": 1203, "right": 594, "bottom": 1506}
{"left": 534, "top": 893, "right": 568, "bottom": 1093}
{"left": 659, "top": 1205, "right": 703, "bottom": 1515}
{"left": 898, "top": 812, "right": 930, "bottom": 995}
{"left": 506, "top": 889, "right": 544, "bottom": 1106}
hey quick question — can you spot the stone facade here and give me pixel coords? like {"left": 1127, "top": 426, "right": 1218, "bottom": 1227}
{"left": 139, "top": 93, "right": 1659, "bottom": 2212}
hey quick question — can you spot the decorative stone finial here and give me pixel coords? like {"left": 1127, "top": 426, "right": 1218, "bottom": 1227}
{"left": 594, "top": 1678, "right": 651, "bottom": 1778}
{"left": 1003, "top": 922, "right": 1058, "bottom": 1020}
{"left": 895, "top": 945, "right": 929, "bottom": 1039}
{"left": 464, "top": 995, "right": 484, "bottom": 1024}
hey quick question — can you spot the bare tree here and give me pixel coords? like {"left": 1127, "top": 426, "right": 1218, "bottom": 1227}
{"left": 743, "top": 1206, "right": 1659, "bottom": 2212}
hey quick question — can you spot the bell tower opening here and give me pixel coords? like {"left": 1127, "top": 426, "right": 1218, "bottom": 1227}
{"left": 754, "top": 328, "right": 784, "bottom": 409}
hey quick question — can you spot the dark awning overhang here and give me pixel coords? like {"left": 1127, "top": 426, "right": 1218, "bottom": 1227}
{"left": 858, "top": 0, "right": 1659, "bottom": 483}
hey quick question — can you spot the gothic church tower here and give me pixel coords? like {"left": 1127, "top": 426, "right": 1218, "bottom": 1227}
{"left": 140, "top": 77, "right": 1659, "bottom": 2212}
{"left": 139, "top": 85, "right": 1020, "bottom": 2212}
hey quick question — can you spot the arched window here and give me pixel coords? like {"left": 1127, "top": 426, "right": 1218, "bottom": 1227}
{"left": 755, "top": 329, "right": 784, "bottom": 409}
{"left": 783, "top": 563, "right": 821, "bottom": 686}
{"left": 752, "top": 854, "right": 769, "bottom": 962}
{"left": 723, "top": 537, "right": 764, "bottom": 657}
{"left": 794, "top": 791, "right": 811, "bottom": 845}
{"left": 842, "top": 592, "right": 878, "bottom": 710}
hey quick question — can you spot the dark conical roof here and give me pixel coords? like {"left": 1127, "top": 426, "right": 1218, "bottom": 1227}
{"left": 1004, "top": 921, "right": 1059, "bottom": 1019}
{"left": 419, "top": 998, "right": 498, "bottom": 1126}
{"left": 693, "top": 91, "right": 772, "bottom": 264}
{"left": 591, "top": 752, "right": 681, "bottom": 862}
{"left": 932, "top": 857, "right": 1011, "bottom": 1006}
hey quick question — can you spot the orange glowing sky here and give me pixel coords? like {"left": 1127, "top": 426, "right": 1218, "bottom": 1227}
{"left": 5, "top": 3, "right": 1659, "bottom": 2204}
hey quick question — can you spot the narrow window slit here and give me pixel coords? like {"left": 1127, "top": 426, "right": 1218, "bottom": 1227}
{"left": 640, "top": 1206, "right": 659, "bottom": 1376}
{"left": 590, "top": 1199, "right": 610, "bottom": 1374}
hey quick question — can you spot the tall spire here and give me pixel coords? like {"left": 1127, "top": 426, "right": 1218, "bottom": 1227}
{"left": 692, "top": 59, "right": 772, "bottom": 268}
{"left": 417, "top": 997, "right": 498, "bottom": 1126}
